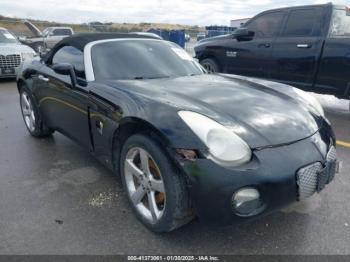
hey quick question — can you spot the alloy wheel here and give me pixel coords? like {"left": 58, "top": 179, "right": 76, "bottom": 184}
{"left": 202, "top": 63, "right": 215, "bottom": 73}
{"left": 124, "top": 147, "right": 166, "bottom": 223}
{"left": 21, "top": 92, "right": 36, "bottom": 132}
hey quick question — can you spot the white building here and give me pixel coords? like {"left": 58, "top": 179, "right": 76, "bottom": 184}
{"left": 230, "top": 18, "right": 250, "bottom": 28}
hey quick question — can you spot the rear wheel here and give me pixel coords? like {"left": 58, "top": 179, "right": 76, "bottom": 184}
{"left": 200, "top": 58, "right": 220, "bottom": 73}
{"left": 120, "top": 133, "right": 194, "bottom": 232}
{"left": 19, "top": 87, "right": 53, "bottom": 137}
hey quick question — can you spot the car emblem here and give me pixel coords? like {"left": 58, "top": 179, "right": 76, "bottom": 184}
{"left": 226, "top": 51, "right": 237, "bottom": 58}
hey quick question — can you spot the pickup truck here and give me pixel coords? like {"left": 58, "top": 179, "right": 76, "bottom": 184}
{"left": 19, "top": 21, "right": 74, "bottom": 54}
{"left": 194, "top": 3, "right": 350, "bottom": 99}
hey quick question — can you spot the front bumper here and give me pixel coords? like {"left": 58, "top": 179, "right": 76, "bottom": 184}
{"left": 178, "top": 127, "right": 337, "bottom": 225}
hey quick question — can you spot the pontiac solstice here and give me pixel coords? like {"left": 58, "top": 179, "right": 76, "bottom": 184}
{"left": 17, "top": 33, "right": 338, "bottom": 232}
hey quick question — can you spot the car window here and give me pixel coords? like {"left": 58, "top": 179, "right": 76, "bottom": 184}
{"left": 52, "top": 29, "right": 72, "bottom": 36}
{"left": 330, "top": 8, "right": 350, "bottom": 37}
{"left": 281, "top": 8, "right": 323, "bottom": 37}
{"left": 246, "top": 12, "right": 284, "bottom": 38}
{"left": 52, "top": 46, "right": 85, "bottom": 78}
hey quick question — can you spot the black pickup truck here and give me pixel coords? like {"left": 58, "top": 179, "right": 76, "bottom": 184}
{"left": 194, "top": 3, "right": 350, "bottom": 99}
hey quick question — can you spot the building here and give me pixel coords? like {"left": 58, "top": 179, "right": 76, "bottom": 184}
{"left": 230, "top": 18, "right": 250, "bottom": 28}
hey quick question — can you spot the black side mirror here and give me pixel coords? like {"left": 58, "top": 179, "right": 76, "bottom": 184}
{"left": 233, "top": 28, "right": 254, "bottom": 41}
{"left": 52, "top": 63, "right": 77, "bottom": 88}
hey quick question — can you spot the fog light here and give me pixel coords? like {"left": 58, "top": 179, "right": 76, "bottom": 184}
{"left": 232, "top": 188, "right": 263, "bottom": 216}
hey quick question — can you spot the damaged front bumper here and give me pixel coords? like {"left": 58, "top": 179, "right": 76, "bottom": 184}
{"left": 176, "top": 128, "right": 338, "bottom": 226}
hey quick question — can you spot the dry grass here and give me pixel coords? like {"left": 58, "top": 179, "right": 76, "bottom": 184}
{"left": 0, "top": 15, "right": 203, "bottom": 36}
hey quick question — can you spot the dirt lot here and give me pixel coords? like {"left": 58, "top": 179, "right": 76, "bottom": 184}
{"left": 0, "top": 79, "right": 350, "bottom": 255}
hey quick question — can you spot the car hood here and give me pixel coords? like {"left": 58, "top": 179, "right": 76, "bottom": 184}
{"left": 198, "top": 34, "right": 232, "bottom": 44}
{"left": 23, "top": 20, "right": 42, "bottom": 37}
{"left": 0, "top": 43, "right": 35, "bottom": 54}
{"left": 104, "top": 74, "right": 322, "bottom": 148}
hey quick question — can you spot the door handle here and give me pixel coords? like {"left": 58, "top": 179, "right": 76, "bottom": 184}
{"left": 297, "top": 44, "right": 312, "bottom": 48}
{"left": 38, "top": 74, "right": 49, "bottom": 82}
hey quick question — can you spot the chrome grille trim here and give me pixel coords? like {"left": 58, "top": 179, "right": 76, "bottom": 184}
{"left": 0, "top": 54, "right": 21, "bottom": 68}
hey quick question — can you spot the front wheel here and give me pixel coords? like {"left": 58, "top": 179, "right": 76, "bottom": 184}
{"left": 200, "top": 58, "right": 220, "bottom": 73}
{"left": 120, "top": 133, "right": 194, "bottom": 232}
{"left": 20, "top": 87, "right": 53, "bottom": 137}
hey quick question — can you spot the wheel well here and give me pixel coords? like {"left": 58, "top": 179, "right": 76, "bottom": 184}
{"left": 17, "top": 79, "right": 26, "bottom": 93}
{"left": 111, "top": 118, "right": 171, "bottom": 174}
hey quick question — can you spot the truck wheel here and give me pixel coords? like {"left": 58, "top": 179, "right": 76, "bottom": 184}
{"left": 200, "top": 58, "right": 220, "bottom": 73}
{"left": 120, "top": 132, "right": 194, "bottom": 232}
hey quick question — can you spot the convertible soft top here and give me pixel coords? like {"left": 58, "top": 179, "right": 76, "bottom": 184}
{"left": 42, "top": 32, "right": 159, "bottom": 64}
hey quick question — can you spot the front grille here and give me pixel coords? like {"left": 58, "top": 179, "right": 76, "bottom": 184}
{"left": 296, "top": 146, "right": 337, "bottom": 201}
{"left": 0, "top": 54, "right": 21, "bottom": 69}
{"left": 297, "top": 162, "right": 323, "bottom": 200}
{"left": 326, "top": 146, "right": 337, "bottom": 183}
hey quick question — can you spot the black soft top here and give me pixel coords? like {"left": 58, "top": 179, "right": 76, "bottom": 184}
{"left": 42, "top": 33, "right": 159, "bottom": 64}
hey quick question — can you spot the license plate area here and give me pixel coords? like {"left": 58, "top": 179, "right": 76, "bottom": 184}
{"left": 1, "top": 68, "right": 15, "bottom": 75}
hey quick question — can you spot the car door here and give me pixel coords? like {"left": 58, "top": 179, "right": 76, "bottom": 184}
{"left": 269, "top": 7, "right": 326, "bottom": 90}
{"left": 34, "top": 45, "right": 92, "bottom": 149}
{"left": 225, "top": 11, "right": 285, "bottom": 78}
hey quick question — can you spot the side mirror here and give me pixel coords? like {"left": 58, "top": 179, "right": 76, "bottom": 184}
{"left": 52, "top": 63, "right": 77, "bottom": 87}
{"left": 233, "top": 28, "right": 254, "bottom": 41}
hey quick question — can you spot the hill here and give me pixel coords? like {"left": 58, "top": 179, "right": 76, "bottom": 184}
{"left": 0, "top": 15, "right": 204, "bottom": 37}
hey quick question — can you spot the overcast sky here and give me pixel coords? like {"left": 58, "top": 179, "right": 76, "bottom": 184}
{"left": 0, "top": 0, "right": 349, "bottom": 26}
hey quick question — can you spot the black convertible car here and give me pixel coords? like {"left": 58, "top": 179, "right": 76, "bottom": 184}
{"left": 17, "top": 33, "right": 338, "bottom": 232}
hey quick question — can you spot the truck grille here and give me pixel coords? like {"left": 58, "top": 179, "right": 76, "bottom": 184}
{"left": 0, "top": 54, "right": 21, "bottom": 69}
{"left": 296, "top": 146, "right": 337, "bottom": 201}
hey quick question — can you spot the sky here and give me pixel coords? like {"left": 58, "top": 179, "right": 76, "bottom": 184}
{"left": 0, "top": 0, "right": 349, "bottom": 26}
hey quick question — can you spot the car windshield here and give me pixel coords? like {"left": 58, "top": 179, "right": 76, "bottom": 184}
{"left": 0, "top": 29, "right": 18, "bottom": 44}
{"left": 91, "top": 40, "right": 204, "bottom": 80}
{"left": 330, "top": 8, "right": 350, "bottom": 37}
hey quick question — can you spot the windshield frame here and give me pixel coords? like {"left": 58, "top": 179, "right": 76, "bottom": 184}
{"left": 84, "top": 38, "right": 203, "bottom": 82}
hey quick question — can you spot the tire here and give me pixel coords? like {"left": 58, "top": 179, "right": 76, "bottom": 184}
{"left": 200, "top": 58, "right": 220, "bottom": 73}
{"left": 119, "top": 132, "right": 194, "bottom": 232}
{"left": 19, "top": 86, "right": 54, "bottom": 137}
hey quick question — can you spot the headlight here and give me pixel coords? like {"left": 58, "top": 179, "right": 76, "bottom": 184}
{"left": 293, "top": 88, "right": 324, "bottom": 117}
{"left": 178, "top": 111, "right": 252, "bottom": 167}
{"left": 21, "top": 52, "right": 35, "bottom": 61}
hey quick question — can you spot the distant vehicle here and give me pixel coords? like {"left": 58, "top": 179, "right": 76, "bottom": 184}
{"left": 130, "top": 32, "right": 163, "bottom": 40}
{"left": 20, "top": 20, "right": 74, "bottom": 53}
{"left": 195, "top": 3, "right": 350, "bottom": 99}
{"left": 185, "top": 33, "right": 190, "bottom": 42}
{"left": 0, "top": 27, "right": 36, "bottom": 78}
{"left": 196, "top": 32, "right": 206, "bottom": 41}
